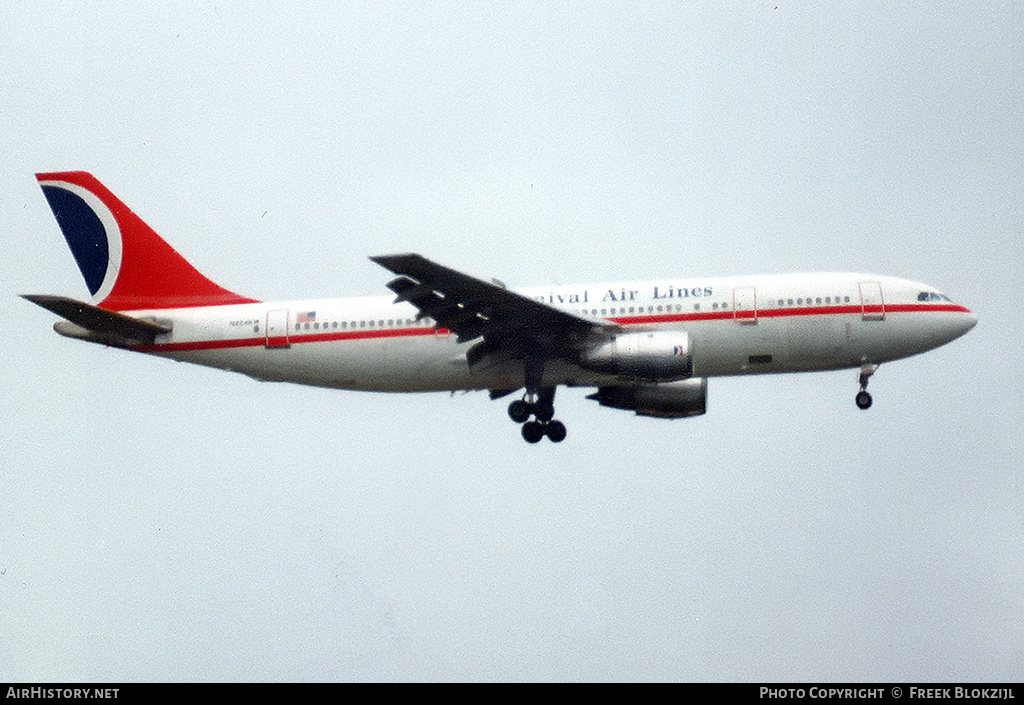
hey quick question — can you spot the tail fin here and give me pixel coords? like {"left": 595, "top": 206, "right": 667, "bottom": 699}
{"left": 36, "top": 172, "right": 259, "bottom": 311}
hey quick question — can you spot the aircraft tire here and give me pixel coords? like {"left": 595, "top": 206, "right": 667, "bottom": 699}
{"left": 534, "top": 402, "right": 555, "bottom": 423}
{"left": 545, "top": 420, "right": 567, "bottom": 443}
{"left": 855, "top": 391, "right": 873, "bottom": 410}
{"left": 522, "top": 421, "right": 545, "bottom": 444}
{"left": 508, "top": 400, "right": 531, "bottom": 423}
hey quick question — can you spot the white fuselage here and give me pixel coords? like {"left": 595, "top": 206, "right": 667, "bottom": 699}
{"left": 116, "top": 272, "right": 976, "bottom": 394}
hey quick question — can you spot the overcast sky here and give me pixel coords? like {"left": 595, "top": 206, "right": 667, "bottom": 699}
{"left": 2, "top": 1, "right": 1021, "bottom": 681}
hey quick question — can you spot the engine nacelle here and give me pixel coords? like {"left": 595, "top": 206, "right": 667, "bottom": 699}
{"left": 579, "top": 331, "right": 693, "bottom": 381}
{"left": 587, "top": 378, "right": 707, "bottom": 419}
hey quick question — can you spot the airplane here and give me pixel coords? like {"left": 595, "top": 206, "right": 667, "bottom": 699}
{"left": 24, "top": 171, "right": 977, "bottom": 443}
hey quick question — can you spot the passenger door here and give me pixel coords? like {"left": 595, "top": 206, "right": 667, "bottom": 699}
{"left": 733, "top": 286, "right": 758, "bottom": 324}
{"left": 858, "top": 282, "right": 885, "bottom": 321}
{"left": 265, "top": 309, "right": 291, "bottom": 348}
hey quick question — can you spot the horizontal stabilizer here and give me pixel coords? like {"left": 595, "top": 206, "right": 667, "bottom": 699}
{"left": 22, "top": 294, "right": 171, "bottom": 344}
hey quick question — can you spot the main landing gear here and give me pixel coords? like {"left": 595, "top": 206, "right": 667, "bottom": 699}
{"left": 856, "top": 364, "right": 877, "bottom": 410}
{"left": 508, "top": 387, "right": 567, "bottom": 444}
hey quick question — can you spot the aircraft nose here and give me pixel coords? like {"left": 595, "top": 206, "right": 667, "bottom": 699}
{"left": 966, "top": 308, "right": 978, "bottom": 331}
{"left": 956, "top": 307, "right": 978, "bottom": 338}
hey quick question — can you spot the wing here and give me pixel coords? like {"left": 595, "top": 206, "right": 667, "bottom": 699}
{"left": 370, "top": 253, "right": 616, "bottom": 369}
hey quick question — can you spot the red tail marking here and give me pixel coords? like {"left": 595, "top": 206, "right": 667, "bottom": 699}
{"left": 37, "top": 171, "right": 260, "bottom": 311}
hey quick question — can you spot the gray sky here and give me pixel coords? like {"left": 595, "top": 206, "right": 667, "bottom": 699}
{"left": 2, "top": 1, "right": 1021, "bottom": 681}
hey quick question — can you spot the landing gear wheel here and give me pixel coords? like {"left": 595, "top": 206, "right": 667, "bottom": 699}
{"left": 545, "top": 420, "right": 567, "bottom": 443}
{"left": 522, "top": 420, "right": 545, "bottom": 444}
{"left": 508, "top": 399, "right": 531, "bottom": 424}
{"left": 855, "top": 390, "right": 873, "bottom": 410}
{"left": 856, "top": 364, "right": 877, "bottom": 411}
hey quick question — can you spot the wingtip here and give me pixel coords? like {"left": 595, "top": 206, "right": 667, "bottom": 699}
{"left": 370, "top": 252, "right": 423, "bottom": 260}
{"left": 370, "top": 253, "right": 427, "bottom": 269}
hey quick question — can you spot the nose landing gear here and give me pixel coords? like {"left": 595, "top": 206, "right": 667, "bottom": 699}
{"left": 856, "top": 364, "right": 877, "bottom": 410}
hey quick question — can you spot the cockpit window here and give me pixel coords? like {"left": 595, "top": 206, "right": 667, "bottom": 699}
{"left": 918, "top": 291, "right": 952, "bottom": 302}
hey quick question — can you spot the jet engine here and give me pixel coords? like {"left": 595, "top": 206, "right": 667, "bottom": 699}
{"left": 587, "top": 378, "right": 707, "bottom": 418}
{"left": 579, "top": 331, "right": 693, "bottom": 381}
